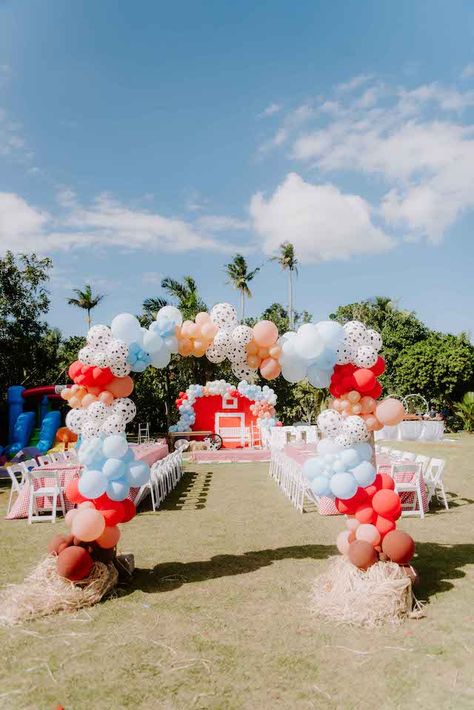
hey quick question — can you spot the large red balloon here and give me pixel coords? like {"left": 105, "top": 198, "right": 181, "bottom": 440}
{"left": 375, "top": 514, "right": 397, "bottom": 537}
{"left": 371, "top": 356, "right": 386, "bottom": 376}
{"left": 57, "top": 546, "right": 94, "bottom": 581}
{"left": 382, "top": 531, "right": 415, "bottom": 564}
{"left": 68, "top": 361, "right": 83, "bottom": 381}
{"left": 348, "top": 540, "right": 378, "bottom": 570}
{"left": 353, "top": 369, "right": 376, "bottom": 394}
{"left": 355, "top": 504, "right": 377, "bottom": 525}
{"left": 121, "top": 499, "right": 136, "bottom": 523}
{"left": 372, "top": 490, "right": 401, "bottom": 520}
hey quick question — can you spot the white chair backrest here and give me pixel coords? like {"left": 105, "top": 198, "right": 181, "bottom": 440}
{"left": 174, "top": 439, "right": 189, "bottom": 451}
{"left": 22, "top": 458, "right": 37, "bottom": 471}
{"left": 27, "top": 468, "right": 62, "bottom": 486}
{"left": 415, "top": 454, "right": 430, "bottom": 475}
{"left": 425, "top": 458, "right": 445, "bottom": 485}
{"left": 6, "top": 464, "right": 24, "bottom": 490}
{"left": 49, "top": 452, "right": 64, "bottom": 462}
{"left": 37, "top": 455, "right": 52, "bottom": 466}
{"left": 392, "top": 462, "right": 422, "bottom": 483}
{"left": 401, "top": 451, "right": 417, "bottom": 461}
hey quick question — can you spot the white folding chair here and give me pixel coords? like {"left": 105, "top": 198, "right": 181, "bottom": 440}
{"left": 37, "top": 455, "right": 52, "bottom": 467}
{"left": 63, "top": 449, "right": 79, "bottom": 462}
{"left": 392, "top": 463, "right": 424, "bottom": 518}
{"left": 27, "top": 469, "right": 66, "bottom": 523}
{"left": 5, "top": 464, "right": 25, "bottom": 514}
{"left": 401, "top": 451, "right": 417, "bottom": 462}
{"left": 49, "top": 452, "right": 64, "bottom": 463}
{"left": 415, "top": 454, "right": 431, "bottom": 476}
{"left": 425, "top": 458, "right": 448, "bottom": 509}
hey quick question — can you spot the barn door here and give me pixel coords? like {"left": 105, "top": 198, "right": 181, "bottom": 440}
{"left": 215, "top": 412, "right": 245, "bottom": 448}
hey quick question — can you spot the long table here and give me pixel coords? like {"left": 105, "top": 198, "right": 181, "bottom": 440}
{"left": 375, "top": 420, "right": 445, "bottom": 442}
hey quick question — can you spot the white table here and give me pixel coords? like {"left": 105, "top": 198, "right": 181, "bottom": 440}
{"left": 375, "top": 420, "right": 445, "bottom": 442}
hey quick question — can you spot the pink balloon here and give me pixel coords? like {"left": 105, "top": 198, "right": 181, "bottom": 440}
{"left": 364, "top": 415, "right": 379, "bottom": 431}
{"left": 260, "top": 357, "right": 281, "bottom": 380}
{"left": 346, "top": 517, "right": 360, "bottom": 532}
{"left": 376, "top": 398, "right": 405, "bottom": 426}
{"left": 195, "top": 312, "right": 211, "bottom": 326}
{"left": 347, "top": 390, "right": 361, "bottom": 404}
{"left": 340, "top": 400, "right": 350, "bottom": 411}
{"left": 78, "top": 501, "right": 95, "bottom": 509}
{"left": 253, "top": 320, "right": 278, "bottom": 347}
{"left": 65, "top": 508, "right": 78, "bottom": 528}
{"left": 336, "top": 530, "right": 351, "bottom": 555}
{"left": 201, "top": 321, "right": 218, "bottom": 339}
{"left": 96, "top": 525, "right": 121, "bottom": 549}
{"left": 71, "top": 509, "right": 105, "bottom": 542}
{"left": 355, "top": 523, "right": 381, "bottom": 547}
{"left": 99, "top": 391, "right": 114, "bottom": 405}
{"left": 352, "top": 403, "right": 362, "bottom": 415}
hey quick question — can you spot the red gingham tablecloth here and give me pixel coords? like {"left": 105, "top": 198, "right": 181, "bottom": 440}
{"left": 5, "top": 440, "right": 169, "bottom": 520}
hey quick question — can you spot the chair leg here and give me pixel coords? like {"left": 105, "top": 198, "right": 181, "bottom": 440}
{"left": 417, "top": 485, "right": 424, "bottom": 518}
{"left": 59, "top": 490, "right": 66, "bottom": 516}
{"left": 28, "top": 490, "right": 35, "bottom": 524}
{"left": 440, "top": 483, "right": 449, "bottom": 510}
{"left": 7, "top": 487, "right": 14, "bottom": 515}
{"left": 52, "top": 492, "right": 57, "bottom": 523}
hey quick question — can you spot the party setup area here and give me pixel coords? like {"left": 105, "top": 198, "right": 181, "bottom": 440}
{"left": 0, "top": 302, "right": 473, "bottom": 707}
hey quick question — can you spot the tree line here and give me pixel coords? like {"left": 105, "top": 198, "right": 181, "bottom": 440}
{"left": 1, "top": 250, "right": 473, "bottom": 438}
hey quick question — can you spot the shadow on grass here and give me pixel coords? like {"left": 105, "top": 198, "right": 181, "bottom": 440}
{"left": 414, "top": 542, "right": 474, "bottom": 601}
{"left": 137, "top": 470, "right": 213, "bottom": 514}
{"left": 126, "top": 544, "right": 334, "bottom": 594}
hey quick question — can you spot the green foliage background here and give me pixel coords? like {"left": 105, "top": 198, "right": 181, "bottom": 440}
{"left": 1, "top": 254, "right": 473, "bottom": 437}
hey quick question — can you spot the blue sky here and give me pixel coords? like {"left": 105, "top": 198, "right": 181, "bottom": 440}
{"left": 0, "top": 0, "right": 473, "bottom": 337}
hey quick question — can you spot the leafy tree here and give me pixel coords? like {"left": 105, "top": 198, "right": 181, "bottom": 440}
{"left": 270, "top": 242, "right": 298, "bottom": 330}
{"left": 454, "top": 392, "right": 474, "bottom": 432}
{"left": 67, "top": 284, "right": 105, "bottom": 330}
{"left": 224, "top": 254, "right": 260, "bottom": 321}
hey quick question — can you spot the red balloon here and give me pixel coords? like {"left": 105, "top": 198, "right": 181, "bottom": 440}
{"left": 101, "top": 505, "right": 125, "bottom": 527}
{"left": 57, "top": 546, "right": 94, "bottom": 581}
{"left": 335, "top": 487, "right": 368, "bottom": 515}
{"left": 348, "top": 540, "right": 378, "bottom": 570}
{"left": 372, "top": 489, "right": 401, "bottom": 519}
{"left": 379, "top": 473, "right": 395, "bottom": 490}
{"left": 341, "top": 375, "right": 356, "bottom": 392}
{"left": 68, "top": 361, "right": 83, "bottom": 381}
{"left": 371, "top": 356, "right": 386, "bottom": 376}
{"left": 92, "top": 366, "right": 114, "bottom": 386}
{"left": 175, "top": 399, "right": 183, "bottom": 407}
{"left": 382, "top": 531, "right": 415, "bottom": 564}
{"left": 121, "top": 499, "right": 136, "bottom": 522}
{"left": 355, "top": 504, "right": 377, "bottom": 525}
{"left": 375, "top": 514, "right": 397, "bottom": 537}
{"left": 366, "top": 381, "right": 383, "bottom": 400}
{"left": 65, "top": 478, "right": 88, "bottom": 505}
{"left": 353, "top": 369, "right": 376, "bottom": 394}
{"left": 178, "top": 391, "right": 185, "bottom": 398}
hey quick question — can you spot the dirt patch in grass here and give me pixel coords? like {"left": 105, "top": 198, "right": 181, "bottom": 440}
{"left": 0, "top": 436, "right": 473, "bottom": 709}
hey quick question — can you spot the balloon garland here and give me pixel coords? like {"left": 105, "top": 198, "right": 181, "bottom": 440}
{"left": 47, "top": 303, "right": 413, "bottom": 586}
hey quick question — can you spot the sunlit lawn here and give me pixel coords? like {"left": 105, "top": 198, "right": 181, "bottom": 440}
{"left": 0, "top": 435, "right": 473, "bottom": 709}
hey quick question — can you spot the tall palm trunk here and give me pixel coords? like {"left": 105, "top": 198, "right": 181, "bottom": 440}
{"left": 288, "top": 269, "right": 294, "bottom": 330}
{"left": 240, "top": 290, "right": 245, "bottom": 321}
{"left": 87, "top": 310, "right": 92, "bottom": 330}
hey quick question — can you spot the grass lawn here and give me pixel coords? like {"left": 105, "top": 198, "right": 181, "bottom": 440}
{"left": 0, "top": 435, "right": 473, "bottom": 709}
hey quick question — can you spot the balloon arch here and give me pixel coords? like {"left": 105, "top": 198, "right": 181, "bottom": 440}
{"left": 50, "top": 302, "right": 413, "bottom": 583}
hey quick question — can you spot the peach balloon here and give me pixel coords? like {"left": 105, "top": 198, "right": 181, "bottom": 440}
{"left": 352, "top": 403, "right": 362, "bottom": 415}
{"left": 364, "top": 415, "right": 379, "bottom": 431}
{"left": 333, "top": 399, "right": 343, "bottom": 412}
{"left": 81, "top": 394, "right": 97, "bottom": 408}
{"left": 247, "top": 354, "right": 260, "bottom": 369}
{"left": 99, "top": 391, "right": 115, "bottom": 405}
{"left": 269, "top": 344, "right": 282, "bottom": 358}
{"left": 360, "top": 396, "right": 376, "bottom": 414}
{"left": 88, "top": 386, "right": 101, "bottom": 396}
{"left": 69, "top": 396, "right": 81, "bottom": 409}
{"left": 96, "top": 525, "right": 121, "bottom": 549}
{"left": 65, "top": 509, "right": 78, "bottom": 527}
{"left": 193, "top": 339, "right": 205, "bottom": 352}
{"left": 257, "top": 347, "right": 269, "bottom": 359}
{"left": 246, "top": 340, "right": 259, "bottom": 355}
{"left": 376, "top": 398, "right": 405, "bottom": 426}
{"left": 347, "top": 390, "right": 361, "bottom": 404}
{"left": 346, "top": 517, "right": 360, "bottom": 532}
{"left": 78, "top": 501, "right": 95, "bottom": 509}
{"left": 336, "top": 530, "right": 351, "bottom": 556}
{"left": 71, "top": 509, "right": 106, "bottom": 542}
{"left": 201, "top": 322, "right": 218, "bottom": 339}
{"left": 107, "top": 376, "right": 134, "bottom": 398}
{"left": 195, "top": 312, "right": 210, "bottom": 325}
{"left": 260, "top": 357, "right": 281, "bottom": 380}
{"left": 61, "top": 389, "right": 72, "bottom": 401}
{"left": 253, "top": 320, "right": 278, "bottom": 347}
{"left": 187, "top": 323, "right": 199, "bottom": 338}
{"left": 355, "top": 523, "right": 381, "bottom": 547}
{"left": 178, "top": 338, "right": 193, "bottom": 356}
{"left": 340, "top": 400, "right": 350, "bottom": 411}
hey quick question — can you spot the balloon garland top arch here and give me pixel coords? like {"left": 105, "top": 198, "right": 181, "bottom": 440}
{"left": 51, "top": 302, "right": 408, "bottom": 583}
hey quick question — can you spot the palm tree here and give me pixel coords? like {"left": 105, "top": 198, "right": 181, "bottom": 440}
{"left": 224, "top": 254, "right": 260, "bottom": 321}
{"left": 67, "top": 284, "right": 105, "bottom": 330}
{"left": 454, "top": 392, "right": 474, "bottom": 432}
{"left": 271, "top": 242, "right": 298, "bottom": 330}
{"left": 160, "top": 276, "right": 207, "bottom": 319}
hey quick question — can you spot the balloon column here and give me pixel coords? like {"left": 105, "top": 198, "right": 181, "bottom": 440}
{"left": 302, "top": 320, "right": 414, "bottom": 572}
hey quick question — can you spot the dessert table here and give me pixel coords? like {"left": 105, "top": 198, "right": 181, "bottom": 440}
{"left": 6, "top": 440, "right": 169, "bottom": 520}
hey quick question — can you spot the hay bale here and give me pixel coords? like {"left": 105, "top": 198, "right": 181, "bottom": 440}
{"left": 0, "top": 555, "right": 118, "bottom": 626}
{"left": 312, "top": 556, "right": 414, "bottom": 627}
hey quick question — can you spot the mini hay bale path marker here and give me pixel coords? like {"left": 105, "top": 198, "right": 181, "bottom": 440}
{"left": 0, "top": 304, "right": 417, "bottom": 626}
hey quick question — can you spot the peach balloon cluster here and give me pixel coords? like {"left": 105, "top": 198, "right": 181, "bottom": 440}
{"left": 330, "top": 394, "right": 405, "bottom": 432}
{"left": 250, "top": 400, "right": 276, "bottom": 420}
{"left": 177, "top": 312, "right": 219, "bottom": 357}
{"left": 246, "top": 320, "right": 282, "bottom": 380}
{"left": 61, "top": 374, "right": 134, "bottom": 409}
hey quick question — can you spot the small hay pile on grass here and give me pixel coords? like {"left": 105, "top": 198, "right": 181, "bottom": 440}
{"left": 312, "top": 556, "right": 415, "bottom": 627}
{"left": 0, "top": 555, "right": 118, "bottom": 626}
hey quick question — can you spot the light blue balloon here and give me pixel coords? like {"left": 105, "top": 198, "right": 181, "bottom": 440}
{"left": 340, "top": 448, "right": 360, "bottom": 468}
{"left": 332, "top": 458, "right": 346, "bottom": 473}
{"left": 78, "top": 469, "right": 107, "bottom": 499}
{"left": 281, "top": 357, "right": 308, "bottom": 384}
{"left": 315, "top": 320, "right": 344, "bottom": 349}
{"left": 311, "top": 475, "right": 332, "bottom": 497}
{"left": 102, "top": 434, "right": 128, "bottom": 459}
{"left": 132, "top": 360, "right": 147, "bottom": 373}
{"left": 111, "top": 313, "right": 143, "bottom": 345}
{"left": 107, "top": 478, "right": 130, "bottom": 502}
{"left": 307, "top": 364, "right": 331, "bottom": 388}
{"left": 78, "top": 436, "right": 105, "bottom": 467}
{"left": 353, "top": 442, "right": 373, "bottom": 461}
{"left": 351, "top": 461, "right": 376, "bottom": 487}
{"left": 143, "top": 330, "right": 163, "bottom": 355}
{"left": 126, "top": 461, "right": 150, "bottom": 486}
{"left": 103, "top": 457, "right": 127, "bottom": 481}
{"left": 303, "top": 457, "right": 325, "bottom": 479}
{"left": 151, "top": 347, "right": 171, "bottom": 368}
{"left": 122, "top": 448, "right": 135, "bottom": 464}
{"left": 329, "top": 472, "right": 358, "bottom": 500}
{"left": 317, "top": 347, "right": 338, "bottom": 370}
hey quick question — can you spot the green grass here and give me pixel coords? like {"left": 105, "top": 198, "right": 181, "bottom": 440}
{"left": 0, "top": 436, "right": 473, "bottom": 709}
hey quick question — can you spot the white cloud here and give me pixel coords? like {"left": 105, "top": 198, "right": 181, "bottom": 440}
{"left": 336, "top": 74, "right": 373, "bottom": 93}
{"left": 249, "top": 173, "right": 394, "bottom": 264}
{"left": 258, "top": 103, "right": 282, "bottom": 118}
{"left": 281, "top": 76, "right": 474, "bottom": 243}
{"left": 0, "top": 191, "right": 244, "bottom": 255}
{"left": 196, "top": 215, "right": 249, "bottom": 232}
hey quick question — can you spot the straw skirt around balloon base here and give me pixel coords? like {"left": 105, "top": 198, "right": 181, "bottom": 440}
{"left": 0, "top": 555, "right": 118, "bottom": 626}
{"left": 311, "top": 556, "right": 421, "bottom": 628}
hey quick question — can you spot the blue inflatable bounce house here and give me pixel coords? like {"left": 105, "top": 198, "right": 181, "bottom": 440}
{"left": 2, "top": 385, "right": 63, "bottom": 458}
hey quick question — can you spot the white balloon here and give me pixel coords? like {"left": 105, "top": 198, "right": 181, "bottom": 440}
{"left": 164, "top": 335, "right": 179, "bottom": 354}
{"left": 231, "top": 325, "right": 253, "bottom": 346}
{"left": 335, "top": 343, "right": 355, "bottom": 365}
{"left": 87, "top": 324, "right": 112, "bottom": 349}
{"left": 65, "top": 409, "right": 85, "bottom": 434}
{"left": 105, "top": 339, "right": 129, "bottom": 365}
{"left": 210, "top": 303, "right": 238, "bottom": 329}
{"left": 343, "top": 321, "right": 367, "bottom": 347}
{"left": 110, "top": 313, "right": 143, "bottom": 345}
{"left": 296, "top": 323, "right": 325, "bottom": 361}
{"left": 206, "top": 345, "right": 226, "bottom": 364}
{"left": 91, "top": 350, "right": 109, "bottom": 368}
{"left": 112, "top": 397, "right": 137, "bottom": 423}
{"left": 86, "top": 401, "right": 109, "bottom": 422}
{"left": 231, "top": 363, "right": 255, "bottom": 380}
{"left": 156, "top": 305, "right": 183, "bottom": 327}
{"left": 78, "top": 346, "right": 95, "bottom": 365}
{"left": 110, "top": 361, "right": 132, "bottom": 377}
{"left": 317, "top": 409, "right": 343, "bottom": 437}
{"left": 81, "top": 419, "right": 103, "bottom": 439}
{"left": 340, "top": 415, "right": 369, "bottom": 444}
{"left": 366, "top": 329, "right": 383, "bottom": 351}
{"left": 101, "top": 414, "right": 126, "bottom": 435}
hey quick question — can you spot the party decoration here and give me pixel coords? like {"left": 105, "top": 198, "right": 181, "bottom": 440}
{"left": 381, "top": 531, "right": 416, "bottom": 565}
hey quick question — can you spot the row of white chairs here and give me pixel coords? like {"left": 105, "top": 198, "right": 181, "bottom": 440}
{"left": 375, "top": 446, "right": 449, "bottom": 515}
{"left": 134, "top": 450, "right": 184, "bottom": 511}
{"left": 269, "top": 449, "right": 309, "bottom": 513}
{"left": 5, "top": 449, "right": 79, "bottom": 516}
